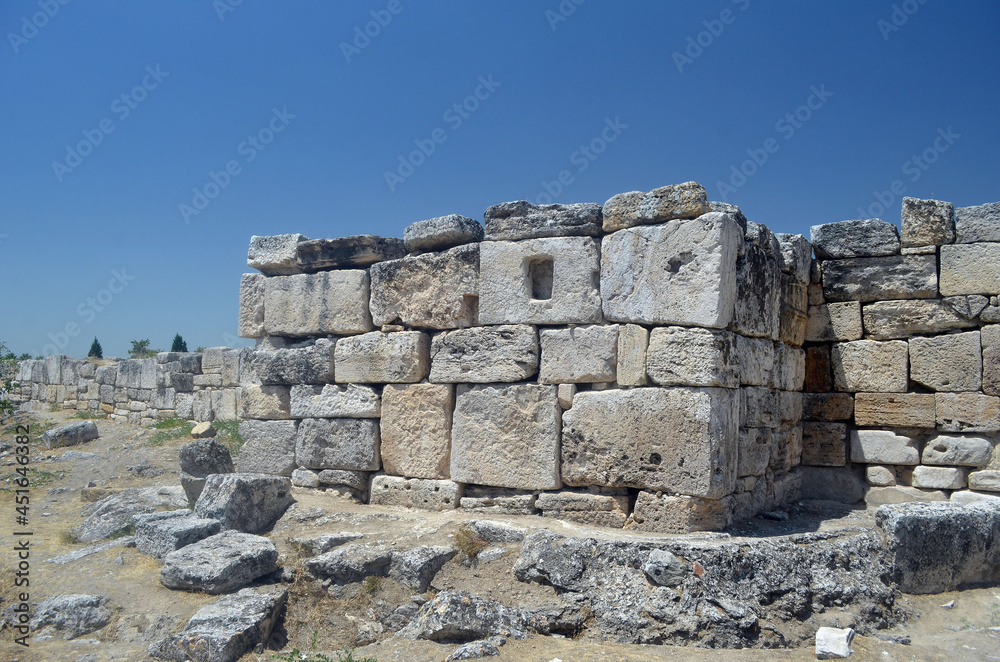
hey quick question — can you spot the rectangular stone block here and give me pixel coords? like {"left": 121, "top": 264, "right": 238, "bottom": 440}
{"left": 736, "top": 335, "right": 774, "bottom": 387}
{"left": 485, "top": 200, "right": 602, "bottom": 240}
{"left": 561, "top": 387, "right": 738, "bottom": 498}
{"left": 922, "top": 433, "right": 993, "bottom": 466}
{"left": 539, "top": 325, "right": 618, "bottom": 384}
{"left": 778, "top": 277, "right": 808, "bottom": 346}
{"left": 601, "top": 214, "right": 742, "bottom": 328}
{"left": 935, "top": 393, "right": 1000, "bottom": 432}
{"left": 116, "top": 359, "right": 157, "bottom": 389}
{"left": 295, "top": 418, "right": 380, "bottom": 471}
{"left": 911, "top": 466, "right": 967, "bottom": 490}
{"left": 263, "top": 271, "right": 374, "bottom": 336}
{"left": 955, "top": 201, "right": 1000, "bottom": 243}
{"left": 740, "top": 386, "right": 777, "bottom": 428}
{"left": 451, "top": 384, "right": 560, "bottom": 490}
{"left": 820, "top": 254, "right": 937, "bottom": 302}
{"left": 193, "top": 374, "right": 223, "bottom": 387}
{"left": 334, "top": 331, "right": 429, "bottom": 383}
{"left": 771, "top": 343, "right": 805, "bottom": 392}
{"left": 775, "top": 232, "right": 812, "bottom": 284}
{"left": 733, "top": 223, "right": 782, "bottom": 339}
{"left": 861, "top": 299, "right": 975, "bottom": 340}
{"left": 805, "top": 302, "right": 863, "bottom": 342}
{"left": 616, "top": 323, "right": 649, "bottom": 386}
{"left": 805, "top": 346, "right": 832, "bottom": 393}
{"left": 459, "top": 486, "right": 537, "bottom": 515}
{"left": 801, "top": 422, "right": 847, "bottom": 467}
{"left": 536, "top": 491, "right": 629, "bottom": 528}
{"left": 645, "top": 327, "right": 737, "bottom": 388}
{"left": 831, "top": 340, "right": 908, "bottom": 393}
{"left": 811, "top": 219, "right": 900, "bottom": 259}
{"left": 629, "top": 492, "right": 732, "bottom": 533}
{"left": 940, "top": 243, "right": 1000, "bottom": 295}
{"left": 369, "top": 243, "right": 479, "bottom": 329}
{"left": 238, "top": 385, "right": 290, "bottom": 420}
{"left": 251, "top": 339, "right": 336, "bottom": 385}
{"left": 854, "top": 392, "right": 936, "bottom": 428}
{"left": 984, "top": 325, "right": 1000, "bottom": 396}
{"left": 236, "top": 420, "right": 299, "bottom": 476}
{"left": 192, "top": 391, "right": 214, "bottom": 421}
{"left": 909, "top": 331, "right": 982, "bottom": 392}
{"left": 296, "top": 235, "right": 406, "bottom": 271}
{"left": 850, "top": 429, "right": 920, "bottom": 465}
{"left": 248, "top": 233, "right": 308, "bottom": 275}
{"left": 602, "top": 182, "right": 709, "bottom": 232}
{"left": 738, "top": 427, "right": 772, "bottom": 476}
{"left": 211, "top": 390, "right": 236, "bottom": 420}
{"left": 429, "top": 325, "right": 538, "bottom": 383}
{"left": 901, "top": 197, "right": 955, "bottom": 247}
{"left": 380, "top": 383, "right": 453, "bottom": 480}
{"left": 969, "top": 470, "right": 1000, "bottom": 492}
{"left": 290, "top": 384, "right": 380, "bottom": 419}
{"left": 368, "top": 475, "right": 461, "bottom": 511}
{"left": 238, "top": 273, "right": 265, "bottom": 338}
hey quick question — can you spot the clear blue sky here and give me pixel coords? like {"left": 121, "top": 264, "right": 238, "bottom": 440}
{"left": 2, "top": 0, "right": 998, "bottom": 358}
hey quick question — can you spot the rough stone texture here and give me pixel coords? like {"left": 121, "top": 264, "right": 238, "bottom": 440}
{"left": 194, "top": 474, "right": 294, "bottom": 534}
{"left": 190, "top": 422, "right": 216, "bottom": 439}
{"left": 247, "top": 233, "right": 308, "bottom": 276}
{"left": 295, "top": 418, "right": 381, "bottom": 471}
{"left": 955, "top": 201, "right": 1000, "bottom": 243}
{"left": 738, "top": 427, "right": 772, "bottom": 476}
{"left": 290, "top": 384, "right": 380, "bottom": 419}
{"left": 865, "top": 486, "right": 948, "bottom": 506}
{"left": 984, "top": 325, "right": 1000, "bottom": 396}
{"left": 733, "top": 222, "right": 781, "bottom": 339}
{"left": 909, "top": 331, "right": 982, "bottom": 392}
{"left": 289, "top": 532, "right": 363, "bottom": 556}
{"left": 801, "top": 422, "right": 847, "bottom": 467}
{"left": 390, "top": 546, "right": 457, "bottom": 592}
{"left": 304, "top": 543, "right": 393, "bottom": 584}
{"left": 263, "top": 271, "right": 374, "bottom": 336}
{"left": 251, "top": 339, "right": 335, "bottom": 385}
{"left": 479, "top": 237, "right": 603, "bottom": 325}
{"left": 602, "top": 182, "right": 710, "bottom": 232}
{"left": 451, "top": 384, "right": 561, "bottom": 491}
{"left": 562, "top": 387, "right": 738, "bottom": 498}
{"left": 160, "top": 531, "right": 278, "bottom": 594}
{"left": 484, "top": 200, "right": 602, "bottom": 241}
{"left": 940, "top": 243, "right": 1000, "bottom": 295}
{"left": 369, "top": 475, "right": 462, "bottom": 511}
{"left": 291, "top": 468, "right": 320, "bottom": 488}
{"left": 867, "top": 466, "right": 896, "bottom": 487}
{"left": 736, "top": 335, "right": 774, "bottom": 387}
{"left": 380, "top": 383, "right": 453, "bottom": 479}
{"left": 901, "top": 197, "right": 955, "bottom": 247}
{"left": 853, "top": 392, "right": 936, "bottom": 428}
{"left": 42, "top": 420, "right": 99, "bottom": 449}
{"left": 805, "top": 302, "right": 863, "bottom": 342}
{"left": 921, "top": 433, "right": 993, "bottom": 466}
{"left": 629, "top": 492, "right": 731, "bottom": 533}
{"left": 970, "top": 471, "right": 1000, "bottom": 492}
{"left": 644, "top": 326, "right": 737, "bottom": 388}
{"left": 402, "top": 590, "right": 540, "bottom": 641}
{"left": 810, "top": 219, "right": 900, "bottom": 259}
{"left": 775, "top": 232, "right": 813, "bottom": 284}
{"left": 850, "top": 430, "right": 920, "bottom": 465}
{"left": 911, "top": 466, "right": 967, "bottom": 490}
{"left": 803, "top": 393, "right": 854, "bottom": 421}
{"left": 536, "top": 491, "right": 630, "bottom": 528}
{"left": 429, "top": 325, "right": 538, "bottom": 383}
{"left": 862, "top": 299, "right": 974, "bottom": 339}
{"left": 370, "top": 243, "right": 479, "bottom": 329}
{"left": 616, "top": 323, "right": 649, "bottom": 386}
{"left": 134, "top": 510, "right": 222, "bottom": 561}
{"left": 815, "top": 627, "right": 855, "bottom": 660}
{"left": 466, "top": 520, "right": 525, "bottom": 543}
{"left": 936, "top": 393, "right": 1000, "bottom": 432}
{"left": 404, "top": 214, "right": 483, "bottom": 252}
{"left": 539, "top": 325, "right": 618, "bottom": 384}
{"left": 317, "top": 469, "right": 369, "bottom": 490}
{"left": 820, "top": 254, "right": 937, "bottom": 302}
{"left": 30, "top": 594, "right": 112, "bottom": 639}
{"left": 460, "top": 487, "right": 537, "bottom": 515}
{"left": 445, "top": 639, "right": 502, "bottom": 660}
{"left": 238, "top": 273, "right": 266, "bottom": 338}
{"left": 334, "top": 331, "right": 430, "bottom": 383}
{"left": 831, "top": 340, "right": 908, "bottom": 393}
{"left": 179, "top": 439, "right": 234, "bottom": 503}
{"left": 602, "top": 213, "right": 741, "bottom": 328}
{"left": 235, "top": 420, "right": 298, "bottom": 476}
{"left": 238, "top": 385, "right": 291, "bottom": 420}
{"left": 296, "top": 235, "right": 406, "bottom": 271}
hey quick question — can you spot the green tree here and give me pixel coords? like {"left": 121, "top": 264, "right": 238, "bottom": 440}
{"left": 170, "top": 333, "right": 188, "bottom": 353}
{"left": 128, "top": 339, "right": 157, "bottom": 359}
{"left": 0, "top": 341, "right": 18, "bottom": 418}
{"left": 88, "top": 337, "right": 103, "bottom": 359}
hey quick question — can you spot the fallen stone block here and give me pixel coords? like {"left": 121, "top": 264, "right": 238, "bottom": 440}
{"left": 940, "top": 243, "right": 1000, "bottom": 295}
{"left": 42, "top": 420, "right": 99, "bottom": 449}
{"left": 380, "top": 383, "right": 453, "bottom": 479}
{"left": 402, "top": 590, "right": 540, "bottom": 641}
{"left": 628, "top": 492, "right": 731, "bottom": 533}
{"left": 820, "top": 254, "right": 937, "bottom": 302}
{"left": 445, "top": 639, "right": 503, "bottom": 661}
{"left": 296, "top": 234, "right": 406, "bottom": 271}
{"left": 909, "top": 331, "right": 982, "bottom": 392}
{"left": 194, "top": 474, "right": 294, "bottom": 534}
{"left": 466, "top": 520, "right": 525, "bottom": 543}
{"left": 815, "top": 626, "right": 854, "bottom": 659}
{"left": 811, "top": 218, "right": 900, "bottom": 259}
{"left": 295, "top": 418, "right": 381, "bottom": 471}
{"left": 305, "top": 543, "right": 393, "bottom": 584}
{"left": 250, "top": 338, "right": 336, "bottom": 385}
{"left": 247, "top": 233, "right": 308, "bottom": 275}
{"left": 180, "top": 438, "right": 235, "bottom": 503}
{"left": 134, "top": 510, "right": 222, "bottom": 561}
{"left": 45, "top": 537, "right": 135, "bottom": 566}
{"left": 30, "top": 594, "right": 112, "bottom": 639}
{"left": 263, "top": 271, "right": 374, "bottom": 336}
{"left": 290, "top": 384, "right": 380, "bottom": 419}
{"left": 160, "top": 530, "right": 278, "bottom": 594}
{"left": 73, "top": 487, "right": 188, "bottom": 543}
{"left": 853, "top": 392, "right": 936, "bottom": 428}
{"left": 290, "top": 532, "right": 363, "bottom": 555}
{"left": 404, "top": 213, "right": 483, "bottom": 252}
{"left": 645, "top": 326, "right": 737, "bottom": 388}
{"left": 390, "top": 546, "right": 457, "bottom": 591}
{"left": 602, "top": 181, "right": 709, "bottom": 232}
{"left": 369, "top": 475, "right": 462, "bottom": 510}
{"left": 235, "top": 420, "right": 298, "bottom": 477}
{"left": 334, "top": 330, "right": 430, "bottom": 383}
{"left": 484, "top": 200, "right": 601, "bottom": 241}
{"left": 429, "top": 325, "right": 538, "bottom": 383}
{"left": 539, "top": 324, "right": 618, "bottom": 384}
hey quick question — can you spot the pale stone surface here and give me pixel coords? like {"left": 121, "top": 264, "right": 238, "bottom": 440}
{"left": 194, "top": 474, "right": 294, "bottom": 534}
{"left": 831, "top": 340, "right": 908, "bottom": 393}
{"left": 850, "top": 430, "right": 920, "bottom": 465}
{"left": 484, "top": 200, "right": 602, "bottom": 240}
{"left": 296, "top": 235, "right": 406, "bottom": 271}
{"left": 815, "top": 626, "right": 854, "bottom": 660}
{"left": 801, "top": 422, "right": 846, "bottom": 467}
{"left": 936, "top": 393, "right": 1000, "bottom": 432}
{"left": 853, "top": 392, "right": 936, "bottom": 428}
{"left": 403, "top": 214, "right": 483, "bottom": 252}
{"left": 616, "top": 324, "right": 649, "bottom": 386}
{"left": 247, "top": 233, "right": 308, "bottom": 276}
{"left": 866, "top": 465, "right": 896, "bottom": 487}
{"left": 538, "top": 325, "right": 618, "bottom": 384}
{"left": 645, "top": 326, "right": 737, "bottom": 388}
{"left": 263, "top": 271, "right": 374, "bottom": 336}
{"left": 537, "top": 491, "right": 629, "bottom": 528}
{"left": 955, "top": 201, "right": 1000, "bottom": 243}
{"left": 865, "top": 486, "right": 948, "bottom": 505}
{"left": 238, "top": 385, "right": 290, "bottom": 420}
{"left": 562, "top": 387, "right": 738, "bottom": 498}
{"left": 909, "top": 331, "right": 982, "bottom": 392}
{"left": 601, "top": 213, "right": 742, "bottom": 328}
{"left": 235, "top": 420, "right": 298, "bottom": 476}
{"left": 369, "top": 244, "right": 479, "bottom": 329}
{"left": 862, "top": 299, "right": 974, "bottom": 339}
{"left": 811, "top": 219, "right": 900, "bottom": 259}
{"left": 451, "top": 384, "right": 561, "bottom": 490}
{"left": 901, "top": 197, "right": 955, "bottom": 247}
{"left": 290, "top": 384, "right": 380, "bottom": 419}
{"left": 368, "top": 475, "right": 461, "bottom": 511}
{"left": 736, "top": 335, "right": 774, "bottom": 387}
{"left": 557, "top": 383, "right": 576, "bottom": 409}
{"left": 429, "top": 325, "right": 538, "bottom": 383}
{"left": 805, "top": 302, "right": 863, "bottom": 342}
{"left": 295, "top": 418, "right": 380, "bottom": 471}
{"left": 738, "top": 427, "right": 772, "bottom": 476}
{"left": 708, "top": 201, "right": 748, "bottom": 230}
{"left": 251, "top": 339, "right": 336, "bottom": 385}
{"left": 969, "top": 470, "right": 1000, "bottom": 492}
{"left": 983, "top": 325, "right": 1000, "bottom": 396}
{"left": 291, "top": 468, "right": 320, "bottom": 488}
{"left": 922, "top": 434, "right": 993, "bottom": 466}
{"left": 602, "top": 181, "right": 710, "bottom": 232}
{"left": 238, "top": 273, "right": 265, "bottom": 338}
{"left": 774, "top": 232, "right": 812, "bottom": 284}
{"left": 911, "top": 466, "right": 967, "bottom": 490}
{"left": 460, "top": 487, "right": 537, "bottom": 515}
{"left": 380, "top": 383, "right": 453, "bottom": 480}
{"left": 334, "top": 331, "right": 430, "bottom": 383}
{"left": 479, "top": 237, "right": 603, "bottom": 325}
{"left": 940, "top": 243, "right": 1000, "bottom": 295}
{"left": 628, "top": 492, "right": 731, "bottom": 533}
{"left": 951, "top": 490, "right": 1000, "bottom": 505}
{"left": 821, "top": 254, "right": 937, "bottom": 302}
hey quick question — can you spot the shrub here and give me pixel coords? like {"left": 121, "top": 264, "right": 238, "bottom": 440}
{"left": 128, "top": 339, "right": 158, "bottom": 359}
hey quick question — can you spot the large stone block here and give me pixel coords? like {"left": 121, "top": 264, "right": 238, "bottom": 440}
{"left": 645, "top": 326, "right": 737, "bottom": 388}
{"left": 969, "top": 471, "right": 1000, "bottom": 492}
{"left": 160, "top": 531, "right": 278, "bottom": 594}
{"left": 940, "top": 243, "right": 1000, "bottom": 295}
{"left": 235, "top": 420, "right": 298, "bottom": 476}
{"left": 403, "top": 214, "right": 483, "bottom": 253}
{"left": 539, "top": 325, "right": 618, "bottom": 384}
{"left": 601, "top": 212, "right": 742, "bottom": 327}
{"left": 732, "top": 223, "right": 781, "bottom": 339}
{"left": 955, "top": 201, "right": 1000, "bottom": 243}
{"left": 295, "top": 418, "right": 380, "bottom": 471}
{"left": 484, "top": 200, "right": 601, "bottom": 240}
{"left": 479, "top": 237, "right": 602, "bottom": 325}
{"left": 616, "top": 323, "right": 649, "bottom": 386}
{"left": 803, "top": 392, "right": 854, "bottom": 421}
{"left": 775, "top": 232, "right": 813, "bottom": 284}
{"left": 738, "top": 427, "right": 772, "bottom": 476}
{"left": 368, "top": 475, "right": 461, "bottom": 511}
{"left": 909, "top": 331, "right": 982, "bottom": 392}
{"left": 238, "top": 385, "right": 290, "bottom": 420}
{"left": 451, "top": 384, "right": 561, "bottom": 490}
{"left": 247, "top": 233, "right": 308, "bottom": 276}
{"left": 805, "top": 302, "right": 863, "bottom": 342}
{"left": 921, "top": 433, "right": 993, "bottom": 466}
{"left": 911, "top": 466, "right": 967, "bottom": 490}
{"left": 602, "top": 181, "right": 710, "bottom": 232}
{"left": 251, "top": 339, "right": 336, "bottom": 385}
{"left": 628, "top": 492, "right": 731, "bottom": 533}
{"left": 854, "top": 392, "right": 936, "bottom": 428}
{"left": 380, "top": 383, "right": 453, "bottom": 479}
{"left": 804, "top": 345, "right": 832, "bottom": 393}
{"left": 290, "top": 384, "right": 380, "bottom": 418}
{"left": 935, "top": 393, "right": 1000, "bottom": 432}
{"left": 810, "top": 219, "right": 900, "bottom": 259}
{"left": 194, "top": 474, "right": 294, "bottom": 534}
{"left": 238, "top": 273, "right": 266, "bottom": 338}
{"left": 296, "top": 235, "right": 406, "bottom": 271}
{"left": 429, "top": 325, "right": 538, "bottom": 383}
{"left": 736, "top": 335, "right": 774, "bottom": 387}
{"left": 562, "top": 387, "right": 738, "bottom": 498}
{"left": 801, "top": 422, "right": 847, "bottom": 467}
{"left": 772, "top": 342, "right": 805, "bottom": 392}
{"left": 740, "top": 386, "right": 778, "bottom": 428}
{"left": 901, "top": 197, "right": 955, "bottom": 247}
{"left": 116, "top": 359, "right": 157, "bottom": 389}
{"left": 369, "top": 243, "right": 479, "bottom": 329}
{"left": 984, "top": 325, "right": 1000, "bottom": 396}
{"left": 866, "top": 486, "right": 948, "bottom": 506}
{"left": 263, "top": 271, "right": 374, "bottom": 336}
{"left": 861, "top": 299, "right": 974, "bottom": 340}
{"left": 850, "top": 430, "right": 920, "bottom": 465}
{"left": 820, "top": 254, "right": 937, "bottom": 302}
{"left": 831, "top": 340, "right": 908, "bottom": 393}
{"left": 334, "top": 331, "right": 430, "bottom": 383}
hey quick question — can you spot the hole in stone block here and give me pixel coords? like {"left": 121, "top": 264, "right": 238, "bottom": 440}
{"left": 527, "top": 257, "right": 554, "bottom": 300}
{"left": 649, "top": 453, "right": 662, "bottom": 465}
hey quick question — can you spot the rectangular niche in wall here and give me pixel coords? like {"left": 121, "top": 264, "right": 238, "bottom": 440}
{"left": 528, "top": 257, "right": 554, "bottom": 300}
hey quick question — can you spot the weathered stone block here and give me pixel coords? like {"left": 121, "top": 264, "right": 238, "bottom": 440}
{"left": 910, "top": 331, "right": 982, "bottom": 392}
{"left": 969, "top": 471, "right": 1000, "bottom": 492}
{"left": 866, "top": 486, "right": 948, "bottom": 506}
{"left": 901, "top": 197, "right": 955, "bottom": 247}
{"left": 403, "top": 214, "right": 483, "bottom": 252}
{"left": 810, "top": 219, "right": 900, "bottom": 259}
{"left": 42, "top": 421, "right": 99, "bottom": 449}
{"left": 296, "top": 235, "right": 406, "bottom": 271}
{"left": 645, "top": 326, "right": 737, "bottom": 388}
{"left": 850, "top": 430, "right": 920, "bottom": 465}
{"left": 263, "top": 271, "right": 374, "bottom": 336}
{"left": 739, "top": 427, "right": 772, "bottom": 476}
{"left": 368, "top": 475, "right": 461, "bottom": 511}
{"left": 984, "top": 325, "right": 1000, "bottom": 396}
{"left": 210, "top": 390, "right": 237, "bottom": 421}
{"left": 238, "top": 273, "right": 266, "bottom": 338}
{"left": 911, "top": 466, "right": 967, "bottom": 490}
{"left": 295, "top": 418, "right": 380, "bottom": 471}
{"left": 862, "top": 299, "right": 974, "bottom": 340}
{"left": 775, "top": 232, "right": 813, "bottom": 284}
{"left": 772, "top": 343, "right": 805, "bottom": 392}
{"left": 854, "top": 392, "right": 936, "bottom": 428}
{"left": 733, "top": 223, "right": 781, "bottom": 339}
{"left": 740, "top": 386, "right": 778, "bottom": 428}
{"left": 429, "top": 325, "right": 538, "bottom": 383}
{"left": 380, "top": 383, "right": 453, "bottom": 479}
{"left": 116, "top": 358, "right": 157, "bottom": 389}
{"left": 940, "top": 243, "right": 1000, "bottom": 295}
{"left": 248, "top": 233, "right": 308, "bottom": 276}
{"left": 536, "top": 491, "right": 629, "bottom": 528}
{"left": 160, "top": 531, "right": 279, "bottom": 594}
{"left": 936, "top": 393, "right": 1000, "bottom": 432}
{"left": 821, "top": 254, "right": 937, "bottom": 302}
{"left": 484, "top": 201, "right": 601, "bottom": 241}
{"left": 235, "top": 420, "right": 298, "bottom": 476}
{"left": 251, "top": 339, "right": 336, "bottom": 385}
{"left": 867, "top": 465, "right": 896, "bottom": 487}
{"left": 238, "top": 385, "right": 290, "bottom": 420}
{"left": 802, "top": 422, "right": 847, "bottom": 467}
{"left": 194, "top": 474, "right": 294, "bottom": 534}
{"left": 922, "top": 434, "right": 993, "bottom": 466}
{"left": 317, "top": 469, "right": 369, "bottom": 491}
{"left": 805, "top": 345, "right": 832, "bottom": 393}
{"left": 459, "top": 486, "right": 537, "bottom": 515}
{"left": 134, "top": 510, "right": 222, "bottom": 561}
{"left": 602, "top": 182, "right": 709, "bottom": 232}
{"left": 803, "top": 392, "right": 854, "bottom": 421}
{"left": 805, "top": 302, "right": 863, "bottom": 342}
{"left": 616, "top": 323, "right": 649, "bottom": 386}
{"left": 334, "top": 331, "right": 429, "bottom": 383}
{"left": 628, "top": 492, "right": 731, "bottom": 533}
{"left": 831, "top": 340, "right": 908, "bottom": 393}
{"left": 955, "top": 201, "right": 1000, "bottom": 243}
{"left": 736, "top": 335, "right": 774, "bottom": 387}
{"left": 557, "top": 383, "right": 576, "bottom": 408}
{"left": 290, "top": 384, "right": 380, "bottom": 419}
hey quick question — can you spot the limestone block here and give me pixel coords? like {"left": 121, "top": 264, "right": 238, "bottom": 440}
{"left": 334, "top": 331, "right": 430, "bottom": 383}
{"left": 211, "top": 390, "right": 237, "bottom": 420}
{"left": 557, "top": 383, "right": 576, "bottom": 409}
{"left": 238, "top": 385, "right": 290, "bottom": 420}
{"left": 739, "top": 427, "right": 772, "bottom": 476}
{"left": 732, "top": 224, "right": 781, "bottom": 339}
{"left": 295, "top": 418, "right": 380, "bottom": 471}
{"left": 602, "top": 182, "right": 709, "bottom": 232}
{"left": 815, "top": 627, "right": 855, "bottom": 660}
{"left": 479, "top": 237, "right": 602, "bottom": 325}
{"left": 909, "top": 331, "right": 982, "bottom": 392}
{"left": 736, "top": 335, "right": 774, "bottom": 387}
{"left": 854, "top": 392, "right": 936, "bottom": 428}
{"left": 368, "top": 475, "right": 461, "bottom": 511}
{"left": 380, "top": 383, "right": 453, "bottom": 480}
{"left": 821, "top": 254, "right": 937, "bottom": 302}
{"left": 221, "top": 350, "right": 241, "bottom": 387}
{"left": 740, "top": 386, "right": 778, "bottom": 428}
{"left": 901, "top": 197, "right": 955, "bottom": 247}
{"left": 831, "top": 340, "right": 908, "bottom": 393}
{"left": 803, "top": 393, "right": 854, "bottom": 421}
{"left": 536, "top": 491, "right": 629, "bottom": 528}
{"left": 561, "top": 387, "right": 738, "bottom": 498}
{"left": 969, "top": 470, "right": 1000, "bottom": 492}
{"left": 984, "top": 325, "right": 1000, "bottom": 396}
{"left": 459, "top": 486, "right": 537, "bottom": 515}
{"left": 921, "top": 434, "right": 993, "bottom": 466}
{"left": 235, "top": 420, "right": 298, "bottom": 476}
{"left": 628, "top": 492, "right": 732, "bottom": 534}
{"left": 779, "top": 390, "right": 803, "bottom": 424}
{"left": 850, "top": 430, "right": 920, "bottom": 465}
{"left": 911, "top": 466, "right": 967, "bottom": 490}
{"left": 296, "top": 235, "right": 406, "bottom": 271}
{"left": 175, "top": 393, "right": 194, "bottom": 419}
{"left": 263, "top": 271, "right": 374, "bottom": 336}
{"left": 805, "top": 346, "right": 832, "bottom": 393}
{"left": 708, "top": 201, "right": 748, "bottom": 231}
{"left": 773, "top": 423, "right": 803, "bottom": 471}
{"left": 810, "top": 219, "right": 900, "bottom": 259}
{"left": 801, "top": 422, "right": 847, "bottom": 467}
{"left": 940, "top": 243, "right": 1000, "bottom": 295}
{"left": 867, "top": 466, "right": 896, "bottom": 487}
{"left": 247, "top": 233, "right": 308, "bottom": 276}
{"left": 779, "top": 283, "right": 809, "bottom": 346}
{"left": 290, "top": 384, "right": 380, "bottom": 419}
{"left": 451, "top": 384, "right": 560, "bottom": 490}
{"left": 251, "top": 339, "right": 336, "bottom": 385}
{"left": 616, "top": 324, "right": 649, "bottom": 386}
{"left": 955, "top": 201, "right": 1000, "bottom": 243}
{"left": 936, "top": 393, "right": 1000, "bottom": 432}
{"left": 403, "top": 214, "right": 483, "bottom": 252}
{"left": 116, "top": 359, "right": 157, "bottom": 389}
{"left": 369, "top": 243, "right": 479, "bottom": 329}
{"left": 536, "top": 324, "right": 617, "bottom": 384}
{"left": 601, "top": 213, "right": 741, "bottom": 328}
{"left": 772, "top": 343, "right": 805, "bottom": 392}
{"left": 805, "top": 302, "right": 863, "bottom": 342}
{"left": 194, "top": 374, "right": 223, "bottom": 388}
{"left": 238, "top": 273, "right": 265, "bottom": 338}
{"left": 862, "top": 299, "right": 974, "bottom": 340}
{"left": 645, "top": 326, "right": 737, "bottom": 388}
{"left": 192, "top": 391, "right": 214, "bottom": 422}
{"left": 484, "top": 200, "right": 601, "bottom": 240}
{"left": 774, "top": 232, "right": 812, "bottom": 284}
{"left": 429, "top": 325, "right": 538, "bottom": 383}
{"left": 865, "top": 486, "right": 948, "bottom": 506}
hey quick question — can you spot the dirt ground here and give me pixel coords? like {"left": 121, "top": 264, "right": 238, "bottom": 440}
{"left": 2, "top": 409, "right": 1000, "bottom": 662}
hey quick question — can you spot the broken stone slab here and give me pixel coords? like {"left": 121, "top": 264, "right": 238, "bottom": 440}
{"left": 921, "top": 433, "right": 993, "bottom": 466}
{"left": 134, "top": 510, "right": 222, "bottom": 561}
{"left": 304, "top": 543, "right": 393, "bottom": 584}
{"left": 149, "top": 587, "right": 287, "bottom": 662}
{"left": 429, "top": 324, "right": 538, "bottom": 383}
{"left": 602, "top": 181, "right": 710, "bottom": 232}
{"left": 820, "top": 254, "right": 937, "bottom": 302}
{"left": 250, "top": 338, "right": 336, "bottom": 385}
{"left": 369, "top": 475, "right": 462, "bottom": 511}
{"left": 616, "top": 323, "right": 649, "bottom": 386}
{"left": 42, "top": 420, "right": 99, "bottom": 449}
{"left": 194, "top": 474, "right": 294, "bottom": 534}
{"left": 235, "top": 420, "right": 298, "bottom": 477}
{"left": 334, "top": 331, "right": 430, "bottom": 383}
{"left": 290, "top": 532, "right": 363, "bottom": 556}
{"left": 179, "top": 438, "right": 234, "bottom": 503}
{"left": 850, "top": 429, "right": 920, "bottom": 465}
{"left": 295, "top": 418, "right": 381, "bottom": 471}
{"left": 160, "top": 531, "right": 279, "bottom": 594}
{"left": 628, "top": 492, "right": 731, "bottom": 533}
{"left": 645, "top": 326, "right": 737, "bottom": 388}
{"left": 538, "top": 324, "right": 618, "bottom": 384}
{"left": 831, "top": 340, "right": 908, "bottom": 393}
{"left": 296, "top": 235, "right": 406, "bottom": 271}
{"left": 290, "top": 384, "right": 380, "bottom": 418}
{"left": 861, "top": 299, "right": 975, "bottom": 339}
{"left": 460, "top": 486, "right": 537, "bottom": 515}
{"left": 402, "top": 590, "right": 540, "bottom": 641}
{"left": 901, "top": 197, "right": 955, "bottom": 247}
{"left": 815, "top": 626, "right": 854, "bottom": 659}
{"left": 940, "top": 243, "right": 1000, "bottom": 295}
{"left": 955, "top": 201, "right": 1000, "bottom": 243}
{"left": 936, "top": 393, "right": 1000, "bottom": 432}
{"left": 853, "top": 392, "right": 936, "bottom": 428}
{"left": 805, "top": 302, "right": 863, "bottom": 342}
{"left": 810, "top": 218, "right": 900, "bottom": 259}
{"left": 389, "top": 546, "right": 457, "bottom": 591}
{"left": 909, "top": 331, "right": 982, "bottom": 392}
{"left": 911, "top": 466, "right": 968, "bottom": 490}
{"left": 263, "top": 271, "right": 374, "bottom": 336}
{"left": 466, "top": 520, "right": 525, "bottom": 543}
{"left": 46, "top": 537, "right": 135, "bottom": 566}
{"left": 865, "top": 486, "right": 948, "bottom": 506}
{"left": 404, "top": 214, "right": 484, "bottom": 252}
{"left": 73, "top": 487, "right": 188, "bottom": 543}
{"left": 238, "top": 273, "right": 266, "bottom": 338}
{"left": 483, "top": 200, "right": 602, "bottom": 241}
{"left": 380, "top": 383, "right": 453, "bottom": 479}
{"left": 30, "top": 594, "right": 112, "bottom": 639}
{"left": 247, "top": 233, "right": 309, "bottom": 276}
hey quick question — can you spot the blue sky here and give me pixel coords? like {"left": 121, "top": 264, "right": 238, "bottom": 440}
{"left": 2, "top": 0, "right": 998, "bottom": 358}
